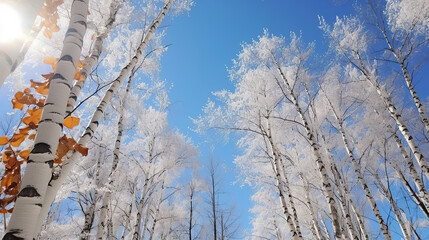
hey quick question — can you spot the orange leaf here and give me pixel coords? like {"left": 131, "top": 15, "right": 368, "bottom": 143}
{"left": 43, "top": 28, "right": 53, "bottom": 39}
{"left": 75, "top": 144, "right": 88, "bottom": 156}
{"left": 36, "top": 99, "right": 45, "bottom": 107}
{"left": 18, "top": 150, "right": 30, "bottom": 160}
{"left": 91, "top": 33, "right": 96, "bottom": 40}
{"left": 23, "top": 108, "right": 43, "bottom": 125}
{"left": 73, "top": 70, "right": 82, "bottom": 81}
{"left": 41, "top": 73, "right": 54, "bottom": 80}
{"left": 55, "top": 135, "right": 77, "bottom": 163}
{"left": 0, "top": 136, "right": 8, "bottom": 145}
{"left": 43, "top": 56, "right": 57, "bottom": 65}
{"left": 77, "top": 60, "right": 85, "bottom": 68}
{"left": 11, "top": 99, "right": 24, "bottom": 110}
{"left": 28, "top": 134, "right": 36, "bottom": 140}
{"left": 63, "top": 116, "right": 80, "bottom": 129}
{"left": 10, "top": 133, "right": 26, "bottom": 148}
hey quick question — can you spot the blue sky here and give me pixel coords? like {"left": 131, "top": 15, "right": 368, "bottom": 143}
{"left": 159, "top": 0, "right": 356, "bottom": 233}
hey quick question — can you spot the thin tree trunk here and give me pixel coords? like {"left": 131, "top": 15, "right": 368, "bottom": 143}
{"left": 355, "top": 53, "right": 429, "bottom": 181}
{"left": 120, "top": 203, "right": 133, "bottom": 240}
{"left": 0, "top": 0, "right": 45, "bottom": 88}
{"left": 392, "top": 163, "right": 429, "bottom": 218}
{"left": 327, "top": 103, "right": 391, "bottom": 240}
{"left": 280, "top": 159, "right": 303, "bottom": 238}
{"left": 321, "top": 218, "right": 332, "bottom": 240}
{"left": 3, "top": 1, "right": 89, "bottom": 238}
{"left": 377, "top": 25, "right": 429, "bottom": 133}
{"left": 300, "top": 174, "right": 323, "bottom": 240}
{"left": 265, "top": 118, "right": 300, "bottom": 240}
{"left": 80, "top": 152, "right": 103, "bottom": 240}
{"left": 373, "top": 170, "right": 411, "bottom": 239}
{"left": 391, "top": 130, "right": 429, "bottom": 209}
{"left": 65, "top": 0, "right": 118, "bottom": 116}
{"left": 189, "top": 187, "right": 193, "bottom": 240}
{"left": 273, "top": 60, "right": 342, "bottom": 239}
{"left": 331, "top": 164, "right": 369, "bottom": 240}
{"left": 148, "top": 181, "right": 165, "bottom": 240}
{"left": 95, "top": 69, "right": 133, "bottom": 240}
{"left": 33, "top": 1, "right": 174, "bottom": 235}
{"left": 140, "top": 199, "right": 152, "bottom": 240}
{"left": 80, "top": 191, "right": 100, "bottom": 240}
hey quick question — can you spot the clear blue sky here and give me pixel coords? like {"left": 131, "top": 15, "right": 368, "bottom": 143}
{"left": 159, "top": 0, "right": 356, "bottom": 233}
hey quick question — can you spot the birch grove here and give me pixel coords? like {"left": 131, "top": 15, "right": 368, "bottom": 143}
{"left": 1, "top": 0, "right": 429, "bottom": 239}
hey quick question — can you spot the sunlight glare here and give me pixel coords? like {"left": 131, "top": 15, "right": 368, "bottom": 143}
{"left": 0, "top": 4, "right": 22, "bottom": 43}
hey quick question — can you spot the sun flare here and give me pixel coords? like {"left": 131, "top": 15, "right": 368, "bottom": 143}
{"left": 0, "top": 3, "right": 22, "bottom": 43}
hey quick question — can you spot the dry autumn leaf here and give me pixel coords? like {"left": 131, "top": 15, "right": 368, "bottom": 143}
{"left": 43, "top": 56, "right": 57, "bottom": 65}
{"left": 18, "top": 150, "right": 30, "bottom": 160}
{"left": 10, "top": 133, "right": 27, "bottom": 148}
{"left": 0, "top": 136, "right": 8, "bottom": 145}
{"left": 75, "top": 144, "right": 88, "bottom": 156}
{"left": 23, "top": 108, "right": 43, "bottom": 125}
{"left": 63, "top": 116, "right": 80, "bottom": 129}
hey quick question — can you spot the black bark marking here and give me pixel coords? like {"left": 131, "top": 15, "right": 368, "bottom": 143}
{"left": 18, "top": 186, "right": 40, "bottom": 198}
{"left": 59, "top": 55, "right": 73, "bottom": 63}
{"left": 31, "top": 143, "right": 52, "bottom": 154}
{"left": 76, "top": 21, "right": 87, "bottom": 28}
{"left": 45, "top": 160, "right": 54, "bottom": 168}
{"left": 3, "top": 230, "right": 24, "bottom": 240}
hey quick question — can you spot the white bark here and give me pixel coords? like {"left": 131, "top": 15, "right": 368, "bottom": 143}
{"left": 377, "top": 24, "right": 429, "bottom": 134}
{"left": 32, "top": 0, "right": 174, "bottom": 235}
{"left": 331, "top": 164, "right": 369, "bottom": 240}
{"left": 392, "top": 163, "right": 429, "bottom": 218}
{"left": 391, "top": 131, "right": 429, "bottom": 210}
{"left": 273, "top": 60, "right": 342, "bottom": 239}
{"left": 0, "top": 0, "right": 45, "bottom": 89}
{"left": 148, "top": 181, "right": 165, "bottom": 240}
{"left": 3, "top": 1, "right": 88, "bottom": 238}
{"left": 95, "top": 71, "right": 132, "bottom": 240}
{"left": 264, "top": 117, "right": 300, "bottom": 240}
{"left": 280, "top": 159, "right": 302, "bottom": 238}
{"left": 373, "top": 170, "right": 411, "bottom": 240}
{"left": 300, "top": 174, "right": 323, "bottom": 240}
{"left": 355, "top": 53, "right": 429, "bottom": 181}
{"left": 327, "top": 102, "right": 391, "bottom": 240}
{"left": 66, "top": 0, "right": 118, "bottom": 116}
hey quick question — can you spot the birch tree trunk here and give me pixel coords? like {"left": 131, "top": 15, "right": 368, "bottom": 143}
{"left": 327, "top": 102, "right": 391, "bottom": 240}
{"left": 33, "top": 1, "right": 174, "bottom": 235}
{"left": 273, "top": 60, "right": 342, "bottom": 239}
{"left": 373, "top": 170, "right": 411, "bottom": 240}
{"left": 300, "top": 174, "right": 323, "bottom": 240}
{"left": 0, "top": 0, "right": 45, "bottom": 89}
{"left": 120, "top": 203, "right": 133, "bottom": 240}
{"left": 148, "top": 181, "right": 165, "bottom": 240}
{"left": 392, "top": 163, "right": 429, "bottom": 218}
{"left": 280, "top": 159, "right": 303, "bottom": 238}
{"left": 80, "top": 191, "right": 100, "bottom": 240}
{"left": 80, "top": 153, "right": 102, "bottom": 240}
{"left": 376, "top": 24, "right": 429, "bottom": 133}
{"left": 331, "top": 164, "right": 369, "bottom": 240}
{"left": 391, "top": 130, "right": 429, "bottom": 209}
{"left": 3, "top": 1, "right": 89, "bottom": 238}
{"left": 354, "top": 53, "right": 429, "bottom": 181}
{"left": 326, "top": 148, "right": 358, "bottom": 240}
{"left": 66, "top": 0, "right": 118, "bottom": 116}
{"left": 95, "top": 69, "right": 133, "bottom": 240}
{"left": 264, "top": 117, "right": 300, "bottom": 240}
